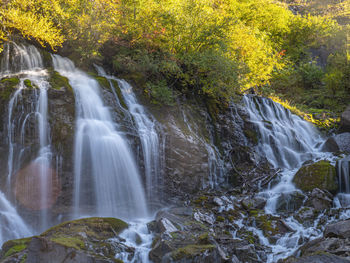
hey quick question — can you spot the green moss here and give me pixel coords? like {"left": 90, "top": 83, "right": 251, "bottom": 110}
{"left": 20, "top": 254, "right": 27, "bottom": 263}
{"left": 293, "top": 160, "right": 338, "bottom": 193}
{"left": 1, "top": 238, "right": 31, "bottom": 259}
{"left": 111, "top": 79, "right": 128, "bottom": 109}
{"left": 193, "top": 196, "right": 208, "bottom": 205}
{"left": 244, "top": 129, "right": 258, "bottom": 144}
{"left": 198, "top": 232, "right": 210, "bottom": 244}
{"left": 0, "top": 77, "right": 19, "bottom": 100}
{"left": 96, "top": 76, "right": 109, "bottom": 89}
{"left": 49, "top": 70, "right": 72, "bottom": 92}
{"left": 51, "top": 236, "right": 86, "bottom": 250}
{"left": 216, "top": 216, "right": 225, "bottom": 222}
{"left": 0, "top": 77, "right": 19, "bottom": 86}
{"left": 24, "top": 79, "right": 33, "bottom": 89}
{"left": 171, "top": 244, "right": 215, "bottom": 260}
{"left": 114, "top": 259, "right": 124, "bottom": 263}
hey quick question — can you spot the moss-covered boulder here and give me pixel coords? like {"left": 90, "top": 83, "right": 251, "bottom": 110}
{"left": 0, "top": 217, "right": 129, "bottom": 263}
{"left": 292, "top": 161, "right": 338, "bottom": 193}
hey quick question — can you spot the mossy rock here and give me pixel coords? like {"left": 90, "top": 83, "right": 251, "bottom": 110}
{"left": 1, "top": 217, "right": 129, "bottom": 262}
{"left": 24, "top": 79, "right": 34, "bottom": 89}
{"left": 171, "top": 244, "right": 216, "bottom": 261}
{"left": 292, "top": 160, "right": 338, "bottom": 193}
{"left": 1, "top": 237, "right": 31, "bottom": 259}
{"left": 0, "top": 77, "right": 19, "bottom": 100}
{"left": 48, "top": 70, "right": 73, "bottom": 93}
{"left": 42, "top": 217, "right": 128, "bottom": 242}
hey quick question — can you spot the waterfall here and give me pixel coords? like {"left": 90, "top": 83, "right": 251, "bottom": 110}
{"left": 95, "top": 67, "right": 163, "bottom": 202}
{"left": 0, "top": 42, "right": 58, "bottom": 241}
{"left": 243, "top": 95, "right": 335, "bottom": 262}
{"left": 52, "top": 55, "right": 148, "bottom": 220}
{"left": 243, "top": 95, "right": 324, "bottom": 170}
{"left": 336, "top": 156, "right": 350, "bottom": 207}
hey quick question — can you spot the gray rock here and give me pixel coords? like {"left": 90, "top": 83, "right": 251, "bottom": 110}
{"left": 241, "top": 196, "right": 267, "bottom": 210}
{"left": 323, "top": 133, "right": 350, "bottom": 154}
{"left": 340, "top": 105, "right": 350, "bottom": 132}
{"left": 276, "top": 191, "right": 305, "bottom": 213}
{"left": 305, "top": 188, "right": 333, "bottom": 211}
{"left": 325, "top": 220, "right": 350, "bottom": 238}
{"left": 289, "top": 254, "right": 350, "bottom": 263}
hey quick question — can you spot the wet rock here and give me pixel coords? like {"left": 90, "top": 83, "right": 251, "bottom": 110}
{"left": 295, "top": 207, "right": 317, "bottom": 226}
{"left": 323, "top": 133, "right": 350, "bottom": 154}
{"left": 324, "top": 220, "right": 350, "bottom": 239}
{"left": 285, "top": 253, "right": 350, "bottom": 263}
{"left": 0, "top": 217, "right": 129, "bottom": 263}
{"left": 194, "top": 211, "right": 215, "bottom": 225}
{"left": 235, "top": 244, "right": 260, "bottom": 263}
{"left": 340, "top": 105, "right": 350, "bottom": 132}
{"left": 158, "top": 218, "right": 178, "bottom": 234}
{"left": 168, "top": 244, "right": 221, "bottom": 263}
{"left": 275, "top": 191, "right": 305, "bottom": 213}
{"left": 241, "top": 196, "right": 266, "bottom": 210}
{"left": 293, "top": 160, "right": 338, "bottom": 193}
{"left": 299, "top": 236, "right": 350, "bottom": 260}
{"left": 305, "top": 188, "right": 333, "bottom": 211}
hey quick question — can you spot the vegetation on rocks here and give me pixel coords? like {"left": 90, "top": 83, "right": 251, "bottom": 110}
{"left": 293, "top": 160, "right": 338, "bottom": 193}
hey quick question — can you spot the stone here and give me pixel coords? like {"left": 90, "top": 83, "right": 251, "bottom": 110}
{"left": 324, "top": 220, "right": 350, "bottom": 239}
{"left": 292, "top": 160, "right": 338, "bottom": 193}
{"left": 0, "top": 217, "right": 129, "bottom": 263}
{"left": 323, "top": 133, "right": 350, "bottom": 154}
{"left": 305, "top": 188, "right": 333, "bottom": 210}
{"left": 287, "top": 254, "right": 350, "bottom": 263}
{"left": 241, "top": 196, "right": 267, "bottom": 210}
{"left": 275, "top": 191, "right": 305, "bottom": 213}
{"left": 340, "top": 105, "right": 350, "bottom": 132}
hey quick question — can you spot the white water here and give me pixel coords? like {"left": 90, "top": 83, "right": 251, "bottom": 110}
{"left": 115, "top": 219, "right": 153, "bottom": 263}
{"left": 243, "top": 95, "right": 337, "bottom": 262}
{"left": 0, "top": 42, "right": 58, "bottom": 241}
{"left": 52, "top": 55, "right": 148, "bottom": 220}
{"left": 95, "top": 67, "right": 162, "bottom": 202}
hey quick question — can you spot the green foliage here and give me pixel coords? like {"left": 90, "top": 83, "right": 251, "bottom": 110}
{"left": 146, "top": 80, "right": 175, "bottom": 106}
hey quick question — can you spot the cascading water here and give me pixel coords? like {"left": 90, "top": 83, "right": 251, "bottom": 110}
{"left": 0, "top": 42, "right": 57, "bottom": 241}
{"left": 335, "top": 156, "right": 350, "bottom": 207}
{"left": 52, "top": 55, "right": 148, "bottom": 220}
{"left": 95, "top": 67, "right": 163, "bottom": 202}
{"left": 242, "top": 95, "right": 337, "bottom": 262}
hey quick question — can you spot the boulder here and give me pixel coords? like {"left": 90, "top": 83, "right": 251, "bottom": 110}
{"left": 324, "top": 220, "right": 350, "bottom": 239}
{"left": 340, "top": 105, "right": 350, "bottom": 132}
{"left": 0, "top": 217, "right": 129, "bottom": 263}
{"left": 305, "top": 188, "right": 333, "bottom": 211}
{"left": 275, "top": 191, "right": 305, "bottom": 213}
{"left": 292, "top": 160, "right": 338, "bottom": 193}
{"left": 323, "top": 133, "right": 350, "bottom": 154}
{"left": 284, "top": 254, "right": 350, "bottom": 263}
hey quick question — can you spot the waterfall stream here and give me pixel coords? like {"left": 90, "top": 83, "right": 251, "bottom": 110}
{"left": 242, "top": 95, "right": 341, "bottom": 262}
{"left": 52, "top": 55, "right": 148, "bottom": 220}
{"left": 95, "top": 67, "right": 163, "bottom": 203}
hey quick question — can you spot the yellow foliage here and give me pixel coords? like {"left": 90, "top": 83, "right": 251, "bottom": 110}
{"left": 2, "top": 8, "right": 64, "bottom": 50}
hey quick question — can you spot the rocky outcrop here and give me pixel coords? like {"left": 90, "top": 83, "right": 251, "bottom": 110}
{"left": 340, "top": 105, "right": 350, "bottom": 132}
{"left": 292, "top": 160, "right": 338, "bottom": 193}
{"left": 323, "top": 133, "right": 350, "bottom": 154}
{"left": 0, "top": 217, "right": 129, "bottom": 263}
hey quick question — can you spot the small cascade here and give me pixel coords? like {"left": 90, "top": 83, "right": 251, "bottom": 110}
{"left": 243, "top": 95, "right": 324, "bottom": 170}
{"left": 335, "top": 156, "right": 350, "bottom": 207}
{"left": 0, "top": 42, "right": 56, "bottom": 240}
{"left": 181, "top": 105, "right": 225, "bottom": 188}
{"left": 242, "top": 95, "right": 335, "bottom": 262}
{"left": 52, "top": 55, "right": 148, "bottom": 220}
{"left": 95, "top": 67, "right": 163, "bottom": 202}
{"left": 0, "top": 192, "right": 32, "bottom": 245}
{"left": 115, "top": 220, "right": 153, "bottom": 263}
